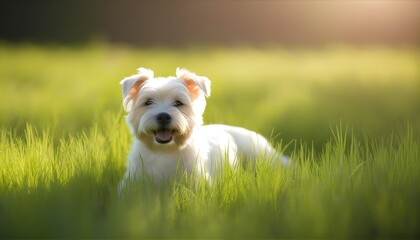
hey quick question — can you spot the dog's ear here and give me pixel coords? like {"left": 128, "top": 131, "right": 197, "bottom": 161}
{"left": 176, "top": 68, "right": 211, "bottom": 100}
{"left": 120, "top": 68, "right": 154, "bottom": 111}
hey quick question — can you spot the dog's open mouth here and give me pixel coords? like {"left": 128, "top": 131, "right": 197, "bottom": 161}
{"left": 154, "top": 130, "right": 174, "bottom": 144}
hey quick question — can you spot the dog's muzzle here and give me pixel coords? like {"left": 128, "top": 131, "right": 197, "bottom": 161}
{"left": 155, "top": 113, "right": 173, "bottom": 144}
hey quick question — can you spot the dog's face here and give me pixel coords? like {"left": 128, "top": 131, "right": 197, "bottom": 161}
{"left": 120, "top": 68, "right": 211, "bottom": 151}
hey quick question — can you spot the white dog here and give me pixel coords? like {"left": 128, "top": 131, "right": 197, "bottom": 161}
{"left": 119, "top": 68, "right": 287, "bottom": 187}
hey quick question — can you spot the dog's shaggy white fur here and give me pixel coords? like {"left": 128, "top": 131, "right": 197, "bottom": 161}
{"left": 119, "top": 68, "right": 287, "bottom": 187}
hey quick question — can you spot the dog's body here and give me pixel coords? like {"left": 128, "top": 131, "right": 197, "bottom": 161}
{"left": 126, "top": 124, "right": 279, "bottom": 182}
{"left": 119, "top": 68, "right": 286, "bottom": 186}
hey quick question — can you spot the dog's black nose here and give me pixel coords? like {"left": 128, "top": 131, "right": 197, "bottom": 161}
{"left": 156, "top": 113, "right": 171, "bottom": 127}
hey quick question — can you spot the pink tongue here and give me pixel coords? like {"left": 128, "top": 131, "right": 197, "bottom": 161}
{"left": 155, "top": 130, "right": 172, "bottom": 142}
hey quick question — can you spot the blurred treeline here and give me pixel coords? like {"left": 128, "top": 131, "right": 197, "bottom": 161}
{"left": 1, "top": 1, "right": 419, "bottom": 46}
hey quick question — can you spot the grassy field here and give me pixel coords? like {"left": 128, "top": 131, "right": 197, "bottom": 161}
{"left": 0, "top": 43, "right": 419, "bottom": 238}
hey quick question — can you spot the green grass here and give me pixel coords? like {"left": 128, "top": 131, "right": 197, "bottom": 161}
{"left": 0, "top": 43, "right": 419, "bottom": 238}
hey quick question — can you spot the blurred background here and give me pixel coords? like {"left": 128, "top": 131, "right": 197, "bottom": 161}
{"left": 0, "top": 0, "right": 419, "bottom": 151}
{"left": 1, "top": 1, "right": 420, "bottom": 46}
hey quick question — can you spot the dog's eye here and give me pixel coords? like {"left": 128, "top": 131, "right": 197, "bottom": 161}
{"left": 173, "top": 100, "right": 183, "bottom": 107}
{"left": 144, "top": 99, "right": 153, "bottom": 106}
